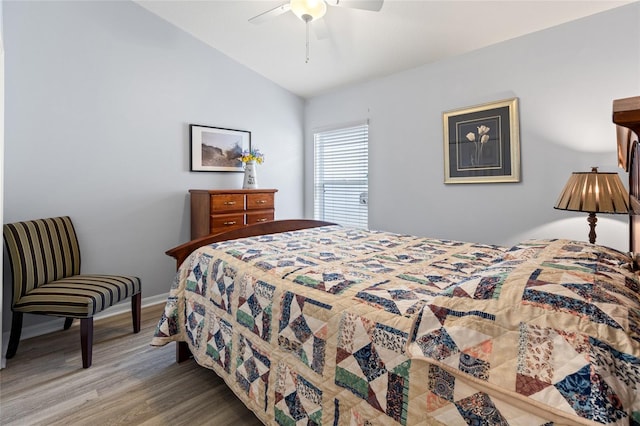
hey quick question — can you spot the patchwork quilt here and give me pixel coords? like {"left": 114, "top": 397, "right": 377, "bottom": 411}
{"left": 151, "top": 226, "right": 640, "bottom": 426}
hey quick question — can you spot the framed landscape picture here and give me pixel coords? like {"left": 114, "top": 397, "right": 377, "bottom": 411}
{"left": 190, "top": 124, "right": 250, "bottom": 172}
{"left": 443, "top": 98, "right": 520, "bottom": 184}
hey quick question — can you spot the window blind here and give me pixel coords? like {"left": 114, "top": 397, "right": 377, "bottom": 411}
{"left": 313, "top": 123, "right": 369, "bottom": 229}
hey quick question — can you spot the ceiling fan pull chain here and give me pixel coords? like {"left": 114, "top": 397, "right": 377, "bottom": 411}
{"left": 305, "top": 19, "right": 310, "bottom": 63}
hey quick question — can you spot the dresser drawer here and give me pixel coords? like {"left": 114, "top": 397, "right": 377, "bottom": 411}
{"left": 247, "top": 193, "right": 274, "bottom": 210}
{"left": 190, "top": 189, "right": 278, "bottom": 239}
{"left": 210, "top": 213, "right": 245, "bottom": 231}
{"left": 211, "top": 194, "right": 244, "bottom": 212}
{"left": 246, "top": 211, "right": 274, "bottom": 225}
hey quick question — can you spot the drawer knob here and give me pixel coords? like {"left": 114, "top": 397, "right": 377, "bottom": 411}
{"left": 256, "top": 200, "right": 266, "bottom": 204}
{"left": 223, "top": 221, "right": 236, "bottom": 226}
{"left": 257, "top": 218, "right": 268, "bottom": 222}
{"left": 224, "top": 201, "right": 236, "bottom": 205}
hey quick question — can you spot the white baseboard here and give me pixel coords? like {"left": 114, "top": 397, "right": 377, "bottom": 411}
{"left": 0, "top": 292, "right": 169, "bottom": 368}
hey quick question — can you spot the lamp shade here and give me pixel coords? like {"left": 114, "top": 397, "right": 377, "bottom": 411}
{"left": 554, "top": 167, "right": 629, "bottom": 214}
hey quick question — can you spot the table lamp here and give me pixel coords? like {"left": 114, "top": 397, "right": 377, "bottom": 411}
{"left": 554, "top": 167, "right": 629, "bottom": 243}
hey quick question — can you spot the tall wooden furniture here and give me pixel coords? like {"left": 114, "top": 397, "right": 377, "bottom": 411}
{"left": 189, "top": 189, "right": 278, "bottom": 239}
{"left": 613, "top": 95, "right": 640, "bottom": 254}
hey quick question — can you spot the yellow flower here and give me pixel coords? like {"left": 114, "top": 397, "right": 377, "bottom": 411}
{"left": 240, "top": 149, "right": 265, "bottom": 164}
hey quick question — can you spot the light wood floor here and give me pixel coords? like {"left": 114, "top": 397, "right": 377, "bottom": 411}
{"left": 0, "top": 304, "right": 263, "bottom": 426}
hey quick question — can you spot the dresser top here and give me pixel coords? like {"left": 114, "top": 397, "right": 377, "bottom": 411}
{"left": 189, "top": 189, "right": 278, "bottom": 194}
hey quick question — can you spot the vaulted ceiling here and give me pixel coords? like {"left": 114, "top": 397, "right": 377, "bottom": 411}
{"left": 135, "top": 0, "right": 633, "bottom": 98}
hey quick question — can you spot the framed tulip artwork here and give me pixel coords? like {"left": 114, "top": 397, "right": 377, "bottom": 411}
{"left": 443, "top": 98, "right": 520, "bottom": 184}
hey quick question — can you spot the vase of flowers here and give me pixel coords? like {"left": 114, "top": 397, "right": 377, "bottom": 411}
{"left": 240, "top": 149, "right": 264, "bottom": 189}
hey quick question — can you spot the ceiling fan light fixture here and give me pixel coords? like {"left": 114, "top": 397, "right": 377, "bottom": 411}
{"left": 290, "top": 0, "right": 327, "bottom": 22}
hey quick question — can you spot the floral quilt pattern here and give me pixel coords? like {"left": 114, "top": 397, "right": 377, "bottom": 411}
{"left": 152, "top": 227, "right": 640, "bottom": 426}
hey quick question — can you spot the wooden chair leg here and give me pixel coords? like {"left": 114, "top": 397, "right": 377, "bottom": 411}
{"left": 132, "top": 292, "right": 141, "bottom": 333}
{"left": 80, "top": 317, "right": 94, "bottom": 368}
{"left": 63, "top": 317, "right": 74, "bottom": 330}
{"left": 6, "top": 311, "right": 24, "bottom": 359}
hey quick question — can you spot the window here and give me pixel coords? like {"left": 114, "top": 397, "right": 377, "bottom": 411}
{"left": 313, "top": 122, "right": 368, "bottom": 229}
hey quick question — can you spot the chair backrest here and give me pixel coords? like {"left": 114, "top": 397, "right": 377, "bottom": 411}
{"left": 3, "top": 216, "right": 81, "bottom": 305}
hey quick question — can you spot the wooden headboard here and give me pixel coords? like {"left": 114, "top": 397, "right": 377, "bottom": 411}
{"left": 613, "top": 96, "right": 640, "bottom": 253}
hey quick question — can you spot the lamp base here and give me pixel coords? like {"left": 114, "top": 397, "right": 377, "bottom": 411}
{"left": 587, "top": 212, "right": 597, "bottom": 244}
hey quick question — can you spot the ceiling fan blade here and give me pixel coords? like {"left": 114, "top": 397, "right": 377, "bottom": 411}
{"left": 326, "top": 0, "right": 384, "bottom": 12}
{"left": 249, "top": 1, "right": 291, "bottom": 24}
{"left": 312, "top": 18, "right": 329, "bottom": 40}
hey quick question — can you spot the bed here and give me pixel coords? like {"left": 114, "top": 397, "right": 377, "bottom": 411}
{"left": 151, "top": 97, "right": 640, "bottom": 426}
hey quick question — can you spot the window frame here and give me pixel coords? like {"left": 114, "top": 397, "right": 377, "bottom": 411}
{"left": 313, "top": 121, "right": 369, "bottom": 229}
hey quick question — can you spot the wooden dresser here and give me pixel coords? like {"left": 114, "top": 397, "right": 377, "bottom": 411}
{"left": 189, "top": 189, "right": 278, "bottom": 239}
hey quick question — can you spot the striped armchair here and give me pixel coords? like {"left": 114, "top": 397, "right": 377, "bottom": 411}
{"left": 3, "top": 216, "right": 141, "bottom": 368}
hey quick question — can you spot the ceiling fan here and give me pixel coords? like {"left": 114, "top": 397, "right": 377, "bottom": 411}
{"left": 249, "top": 0, "right": 384, "bottom": 62}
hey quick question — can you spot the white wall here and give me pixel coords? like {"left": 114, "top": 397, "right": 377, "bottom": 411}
{"left": 305, "top": 2, "right": 640, "bottom": 252}
{"left": 2, "top": 1, "right": 305, "bottom": 333}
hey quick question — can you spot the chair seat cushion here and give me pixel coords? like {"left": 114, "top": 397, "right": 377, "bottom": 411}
{"left": 12, "top": 274, "right": 141, "bottom": 318}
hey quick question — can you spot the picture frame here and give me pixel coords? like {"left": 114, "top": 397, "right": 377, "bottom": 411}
{"left": 443, "top": 98, "right": 520, "bottom": 184}
{"left": 190, "top": 124, "right": 251, "bottom": 172}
